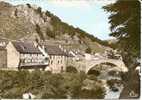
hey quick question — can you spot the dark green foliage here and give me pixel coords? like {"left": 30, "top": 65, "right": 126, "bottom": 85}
{"left": 44, "top": 9, "right": 113, "bottom": 48}
{"left": 80, "top": 87, "right": 105, "bottom": 99}
{"left": 87, "top": 70, "right": 100, "bottom": 76}
{"left": 45, "top": 11, "right": 52, "bottom": 17}
{"left": 103, "top": 0, "right": 140, "bottom": 58}
{"left": 87, "top": 75, "right": 97, "bottom": 81}
{"left": 108, "top": 70, "right": 120, "bottom": 77}
{"left": 85, "top": 47, "right": 92, "bottom": 53}
{"left": 107, "top": 79, "right": 122, "bottom": 89}
{"left": 36, "top": 7, "right": 42, "bottom": 17}
{"left": 66, "top": 66, "right": 78, "bottom": 73}
{"left": 0, "top": 70, "right": 105, "bottom": 99}
{"left": 35, "top": 24, "right": 44, "bottom": 40}
{"left": 46, "top": 28, "right": 55, "bottom": 38}
{"left": 103, "top": 0, "right": 140, "bottom": 98}
{"left": 26, "top": 3, "right": 31, "bottom": 8}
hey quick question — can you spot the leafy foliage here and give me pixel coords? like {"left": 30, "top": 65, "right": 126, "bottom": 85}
{"left": 87, "top": 70, "right": 100, "bottom": 76}
{"left": 103, "top": 1, "right": 140, "bottom": 97}
{"left": 66, "top": 66, "right": 78, "bottom": 73}
{"left": 80, "top": 87, "right": 105, "bottom": 99}
{"left": 44, "top": 10, "right": 113, "bottom": 48}
{"left": 107, "top": 79, "right": 122, "bottom": 89}
{"left": 103, "top": 0, "right": 140, "bottom": 57}
{"left": 85, "top": 47, "right": 92, "bottom": 53}
{"left": 103, "top": 0, "right": 140, "bottom": 98}
{"left": 0, "top": 70, "right": 105, "bottom": 99}
{"left": 46, "top": 28, "right": 55, "bottom": 38}
{"left": 35, "top": 24, "right": 45, "bottom": 40}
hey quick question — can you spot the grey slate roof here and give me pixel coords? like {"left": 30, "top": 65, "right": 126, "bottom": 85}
{"left": 44, "top": 45, "right": 67, "bottom": 56}
{"left": 12, "top": 41, "right": 41, "bottom": 54}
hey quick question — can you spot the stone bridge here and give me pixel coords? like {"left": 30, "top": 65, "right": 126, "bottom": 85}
{"left": 77, "top": 58, "right": 128, "bottom": 73}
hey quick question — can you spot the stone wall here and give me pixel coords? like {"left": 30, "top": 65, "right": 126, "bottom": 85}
{"left": 6, "top": 42, "right": 20, "bottom": 68}
{"left": 48, "top": 55, "right": 66, "bottom": 73}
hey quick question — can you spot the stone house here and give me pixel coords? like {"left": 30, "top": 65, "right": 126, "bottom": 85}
{"left": 40, "top": 45, "right": 68, "bottom": 73}
{"left": 36, "top": 41, "right": 75, "bottom": 73}
{"left": 6, "top": 41, "right": 48, "bottom": 70}
{"left": 0, "top": 39, "right": 76, "bottom": 73}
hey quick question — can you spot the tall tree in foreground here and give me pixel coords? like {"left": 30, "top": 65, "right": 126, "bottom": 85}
{"left": 103, "top": 0, "right": 140, "bottom": 98}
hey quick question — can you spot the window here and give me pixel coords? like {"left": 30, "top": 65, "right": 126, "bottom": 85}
{"left": 51, "top": 60, "right": 53, "bottom": 65}
{"left": 45, "top": 57, "right": 48, "bottom": 62}
{"left": 58, "top": 60, "right": 60, "bottom": 64}
{"left": 61, "top": 66, "right": 63, "bottom": 72}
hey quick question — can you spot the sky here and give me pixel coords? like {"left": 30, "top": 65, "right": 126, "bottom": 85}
{"left": 1, "top": 0, "right": 116, "bottom": 40}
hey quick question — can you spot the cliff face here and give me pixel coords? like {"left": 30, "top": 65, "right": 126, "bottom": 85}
{"left": 0, "top": 2, "right": 53, "bottom": 40}
{"left": 0, "top": 1, "right": 111, "bottom": 53}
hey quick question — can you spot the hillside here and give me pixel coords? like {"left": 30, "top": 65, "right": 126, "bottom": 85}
{"left": 0, "top": 1, "right": 112, "bottom": 53}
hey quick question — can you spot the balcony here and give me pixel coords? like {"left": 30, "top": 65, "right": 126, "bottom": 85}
{"left": 19, "top": 59, "right": 48, "bottom": 67}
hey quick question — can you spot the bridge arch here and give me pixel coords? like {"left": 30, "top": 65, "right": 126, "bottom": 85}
{"left": 87, "top": 62, "right": 117, "bottom": 75}
{"left": 85, "top": 59, "right": 128, "bottom": 73}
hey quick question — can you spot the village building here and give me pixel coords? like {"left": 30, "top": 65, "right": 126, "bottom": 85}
{"left": 5, "top": 41, "right": 48, "bottom": 70}
{"left": 0, "top": 39, "right": 76, "bottom": 73}
{"left": 36, "top": 40, "right": 76, "bottom": 73}
{"left": 39, "top": 44, "right": 68, "bottom": 73}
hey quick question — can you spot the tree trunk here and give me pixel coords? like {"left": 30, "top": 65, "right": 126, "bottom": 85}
{"left": 119, "top": 52, "right": 140, "bottom": 99}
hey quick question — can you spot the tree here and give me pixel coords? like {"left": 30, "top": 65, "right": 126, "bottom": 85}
{"left": 85, "top": 47, "right": 92, "bottom": 53}
{"left": 46, "top": 28, "right": 55, "bottom": 38}
{"left": 66, "top": 66, "right": 78, "bottom": 73}
{"left": 103, "top": 0, "right": 140, "bottom": 98}
{"left": 103, "top": 0, "right": 140, "bottom": 58}
{"left": 35, "top": 24, "right": 45, "bottom": 40}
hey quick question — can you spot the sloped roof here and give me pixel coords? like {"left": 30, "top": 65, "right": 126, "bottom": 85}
{"left": 12, "top": 41, "right": 41, "bottom": 54}
{"left": 44, "top": 45, "right": 67, "bottom": 56}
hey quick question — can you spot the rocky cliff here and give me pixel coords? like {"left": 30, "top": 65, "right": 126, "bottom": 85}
{"left": 0, "top": 1, "right": 111, "bottom": 53}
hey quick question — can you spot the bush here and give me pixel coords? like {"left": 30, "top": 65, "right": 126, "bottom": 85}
{"left": 0, "top": 70, "right": 106, "bottom": 99}
{"left": 35, "top": 24, "right": 44, "bottom": 40}
{"left": 108, "top": 70, "right": 120, "bottom": 77}
{"left": 107, "top": 79, "right": 122, "bottom": 89}
{"left": 66, "top": 66, "right": 78, "bottom": 73}
{"left": 85, "top": 47, "right": 91, "bottom": 53}
{"left": 80, "top": 87, "right": 105, "bottom": 99}
{"left": 46, "top": 28, "right": 55, "bottom": 38}
{"left": 87, "top": 75, "right": 97, "bottom": 81}
{"left": 88, "top": 70, "right": 100, "bottom": 76}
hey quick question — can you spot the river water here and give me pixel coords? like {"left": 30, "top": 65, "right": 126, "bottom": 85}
{"left": 98, "top": 70, "right": 123, "bottom": 99}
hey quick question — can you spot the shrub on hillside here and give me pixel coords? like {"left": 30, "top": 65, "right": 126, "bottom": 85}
{"left": 85, "top": 47, "right": 91, "bottom": 53}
